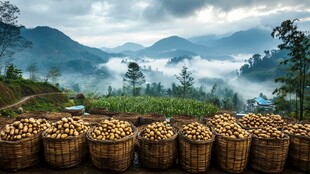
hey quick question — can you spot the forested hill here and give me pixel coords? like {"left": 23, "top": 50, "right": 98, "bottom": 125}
{"left": 239, "top": 49, "right": 290, "bottom": 82}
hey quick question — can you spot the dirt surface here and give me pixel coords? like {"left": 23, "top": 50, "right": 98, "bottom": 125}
{"left": 1, "top": 153, "right": 307, "bottom": 174}
{"left": 0, "top": 92, "right": 63, "bottom": 110}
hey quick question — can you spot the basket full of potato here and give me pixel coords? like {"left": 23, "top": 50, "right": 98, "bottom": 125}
{"left": 249, "top": 127, "right": 290, "bottom": 173}
{"left": 212, "top": 118, "right": 251, "bottom": 173}
{"left": 86, "top": 119, "right": 137, "bottom": 172}
{"left": 42, "top": 117, "right": 90, "bottom": 169}
{"left": 138, "top": 121, "right": 178, "bottom": 170}
{"left": 283, "top": 123, "right": 310, "bottom": 172}
{"left": 178, "top": 122, "right": 214, "bottom": 173}
{"left": 0, "top": 118, "right": 50, "bottom": 171}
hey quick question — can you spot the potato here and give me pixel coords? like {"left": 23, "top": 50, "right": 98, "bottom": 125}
{"left": 283, "top": 123, "right": 310, "bottom": 137}
{"left": 0, "top": 118, "right": 50, "bottom": 141}
{"left": 142, "top": 121, "right": 174, "bottom": 141}
{"left": 44, "top": 117, "right": 89, "bottom": 139}
{"left": 214, "top": 122, "right": 249, "bottom": 139}
{"left": 182, "top": 122, "right": 212, "bottom": 140}
{"left": 239, "top": 113, "right": 285, "bottom": 128}
{"left": 90, "top": 118, "right": 133, "bottom": 141}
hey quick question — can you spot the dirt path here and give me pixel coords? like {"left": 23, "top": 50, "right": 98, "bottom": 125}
{"left": 0, "top": 92, "right": 63, "bottom": 110}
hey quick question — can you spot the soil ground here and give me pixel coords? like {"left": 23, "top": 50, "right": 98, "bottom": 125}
{"left": 0, "top": 153, "right": 307, "bottom": 174}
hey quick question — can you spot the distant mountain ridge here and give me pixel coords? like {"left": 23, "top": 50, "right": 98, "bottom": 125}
{"left": 12, "top": 26, "right": 122, "bottom": 73}
{"left": 101, "top": 42, "right": 144, "bottom": 53}
{"left": 189, "top": 28, "right": 279, "bottom": 55}
{"left": 135, "top": 36, "right": 225, "bottom": 59}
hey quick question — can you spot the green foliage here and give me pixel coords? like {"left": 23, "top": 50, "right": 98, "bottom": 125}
{"left": 0, "top": 79, "right": 60, "bottom": 107}
{"left": 175, "top": 66, "right": 194, "bottom": 98}
{"left": 46, "top": 66, "right": 61, "bottom": 85}
{"left": 88, "top": 96, "right": 218, "bottom": 118}
{"left": 272, "top": 19, "right": 310, "bottom": 120}
{"left": 0, "top": 109, "right": 17, "bottom": 117}
{"left": 21, "top": 94, "right": 69, "bottom": 112}
{"left": 123, "top": 62, "right": 146, "bottom": 96}
{"left": 5, "top": 64, "right": 22, "bottom": 79}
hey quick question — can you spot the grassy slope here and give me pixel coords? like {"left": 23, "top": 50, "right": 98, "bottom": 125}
{"left": 0, "top": 79, "right": 60, "bottom": 108}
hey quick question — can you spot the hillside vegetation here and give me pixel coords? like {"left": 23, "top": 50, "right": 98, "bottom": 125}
{"left": 0, "top": 78, "right": 60, "bottom": 108}
{"left": 88, "top": 96, "right": 218, "bottom": 118}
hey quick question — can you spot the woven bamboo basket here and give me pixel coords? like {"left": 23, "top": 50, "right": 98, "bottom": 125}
{"left": 178, "top": 129, "right": 215, "bottom": 173}
{"left": 170, "top": 115, "right": 198, "bottom": 129}
{"left": 86, "top": 124, "right": 137, "bottom": 172}
{"left": 44, "top": 112, "right": 71, "bottom": 122}
{"left": 0, "top": 131, "right": 42, "bottom": 171}
{"left": 80, "top": 115, "right": 109, "bottom": 126}
{"left": 215, "top": 132, "right": 252, "bottom": 173}
{"left": 140, "top": 113, "right": 166, "bottom": 125}
{"left": 286, "top": 133, "right": 310, "bottom": 172}
{"left": 138, "top": 127, "right": 178, "bottom": 170}
{"left": 16, "top": 111, "right": 48, "bottom": 120}
{"left": 250, "top": 134, "right": 290, "bottom": 173}
{"left": 113, "top": 112, "right": 140, "bottom": 126}
{"left": 42, "top": 131, "right": 88, "bottom": 168}
{"left": 88, "top": 108, "right": 107, "bottom": 115}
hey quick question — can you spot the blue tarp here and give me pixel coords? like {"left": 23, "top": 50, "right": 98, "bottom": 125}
{"left": 255, "top": 97, "right": 271, "bottom": 106}
{"left": 65, "top": 105, "right": 85, "bottom": 110}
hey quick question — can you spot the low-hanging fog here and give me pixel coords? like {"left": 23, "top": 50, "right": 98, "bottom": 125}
{"left": 57, "top": 55, "right": 277, "bottom": 100}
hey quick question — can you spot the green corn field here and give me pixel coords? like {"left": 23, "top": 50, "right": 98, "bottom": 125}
{"left": 88, "top": 96, "right": 218, "bottom": 118}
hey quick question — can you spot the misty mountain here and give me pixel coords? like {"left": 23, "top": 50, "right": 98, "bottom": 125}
{"left": 101, "top": 42, "right": 144, "bottom": 53}
{"left": 136, "top": 36, "right": 225, "bottom": 59}
{"left": 189, "top": 28, "right": 280, "bottom": 55}
{"left": 12, "top": 26, "right": 122, "bottom": 73}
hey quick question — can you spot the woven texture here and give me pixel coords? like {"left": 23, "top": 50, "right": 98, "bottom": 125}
{"left": 0, "top": 132, "right": 42, "bottom": 171}
{"left": 138, "top": 127, "right": 178, "bottom": 170}
{"left": 170, "top": 115, "right": 198, "bottom": 129}
{"left": 113, "top": 113, "right": 140, "bottom": 126}
{"left": 140, "top": 113, "right": 166, "bottom": 125}
{"left": 287, "top": 134, "right": 310, "bottom": 172}
{"left": 88, "top": 108, "right": 107, "bottom": 115}
{"left": 42, "top": 131, "right": 87, "bottom": 168}
{"left": 215, "top": 133, "right": 252, "bottom": 173}
{"left": 86, "top": 125, "right": 137, "bottom": 172}
{"left": 178, "top": 130, "right": 214, "bottom": 173}
{"left": 250, "top": 134, "right": 289, "bottom": 173}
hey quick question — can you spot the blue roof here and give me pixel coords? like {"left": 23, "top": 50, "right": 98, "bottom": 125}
{"left": 65, "top": 105, "right": 85, "bottom": 110}
{"left": 255, "top": 97, "right": 271, "bottom": 106}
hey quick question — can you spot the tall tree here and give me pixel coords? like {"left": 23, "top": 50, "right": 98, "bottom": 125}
{"left": 0, "top": 1, "right": 31, "bottom": 61}
{"left": 46, "top": 67, "right": 61, "bottom": 85}
{"left": 26, "top": 62, "right": 38, "bottom": 81}
{"left": 123, "top": 62, "right": 145, "bottom": 96}
{"left": 272, "top": 19, "right": 310, "bottom": 120}
{"left": 5, "top": 63, "right": 21, "bottom": 79}
{"left": 175, "top": 66, "right": 194, "bottom": 98}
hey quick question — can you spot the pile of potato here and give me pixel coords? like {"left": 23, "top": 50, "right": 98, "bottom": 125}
{"left": 181, "top": 122, "right": 212, "bottom": 140}
{"left": 214, "top": 122, "right": 249, "bottom": 139}
{"left": 249, "top": 127, "right": 285, "bottom": 138}
{"left": 0, "top": 118, "right": 50, "bottom": 141}
{"left": 283, "top": 123, "right": 310, "bottom": 137}
{"left": 239, "top": 113, "right": 285, "bottom": 128}
{"left": 207, "top": 113, "right": 236, "bottom": 127}
{"left": 45, "top": 117, "right": 90, "bottom": 139}
{"left": 141, "top": 121, "right": 174, "bottom": 141}
{"left": 90, "top": 119, "right": 133, "bottom": 141}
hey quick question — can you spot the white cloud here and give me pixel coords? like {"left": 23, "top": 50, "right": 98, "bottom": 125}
{"left": 10, "top": 0, "right": 310, "bottom": 47}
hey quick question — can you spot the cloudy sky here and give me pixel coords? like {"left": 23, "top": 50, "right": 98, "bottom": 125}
{"left": 10, "top": 0, "right": 310, "bottom": 48}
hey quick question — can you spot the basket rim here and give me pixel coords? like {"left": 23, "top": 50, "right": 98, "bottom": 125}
{"left": 137, "top": 126, "right": 178, "bottom": 143}
{"left": 42, "top": 129, "right": 86, "bottom": 141}
{"left": 213, "top": 128, "right": 252, "bottom": 141}
{"left": 86, "top": 123, "right": 137, "bottom": 144}
{"left": 252, "top": 133, "right": 290, "bottom": 141}
{"left": 282, "top": 131, "right": 310, "bottom": 140}
{"left": 178, "top": 128, "right": 215, "bottom": 144}
{"left": 0, "top": 129, "right": 42, "bottom": 144}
